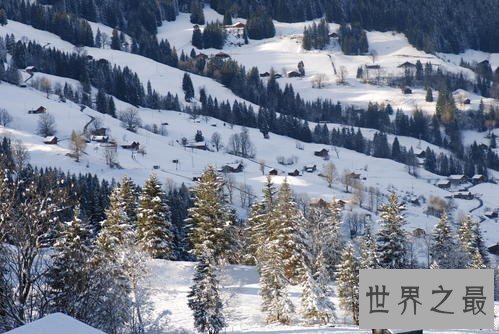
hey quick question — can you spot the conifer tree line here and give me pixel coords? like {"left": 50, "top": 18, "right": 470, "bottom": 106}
{"left": 2, "top": 36, "right": 499, "bottom": 176}
{"left": 209, "top": 0, "right": 499, "bottom": 53}
{"left": 302, "top": 19, "right": 330, "bottom": 50}
{"left": 186, "top": 170, "right": 490, "bottom": 330}
{"left": 0, "top": 137, "right": 196, "bottom": 332}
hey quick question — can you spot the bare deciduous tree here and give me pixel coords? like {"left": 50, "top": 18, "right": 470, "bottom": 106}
{"left": 104, "top": 145, "right": 118, "bottom": 168}
{"left": 322, "top": 162, "right": 337, "bottom": 188}
{"left": 40, "top": 77, "right": 52, "bottom": 98}
{"left": 119, "top": 108, "right": 142, "bottom": 132}
{"left": 337, "top": 66, "right": 348, "bottom": 85}
{"left": 69, "top": 130, "right": 87, "bottom": 162}
{"left": 312, "top": 73, "right": 328, "bottom": 88}
{"left": 37, "top": 113, "right": 57, "bottom": 137}
{"left": 12, "top": 140, "right": 30, "bottom": 173}
{"left": 211, "top": 132, "right": 222, "bottom": 152}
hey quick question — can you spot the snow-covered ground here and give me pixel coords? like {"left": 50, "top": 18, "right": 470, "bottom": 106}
{"left": 5, "top": 313, "right": 105, "bottom": 334}
{"left": 148, "top": 260, "right": 499, "bottom": 333}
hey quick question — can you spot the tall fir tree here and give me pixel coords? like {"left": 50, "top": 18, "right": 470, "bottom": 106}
{"left": 187, "top": 256, "right": 226, "bottom": 334}
{"left": 376, "top": 193, "right": 408, "bottom": 269}
{"left": 47, "top": 208, "right": 93, "bottom": 321}
{"left": 430, "top": 210, "right": 457, "bottom": 269}
{"left": 182, "top": 73, "right": 195, "bottom": 102}
{"left": 187, "top": 166, "right": 238, "bottom": 264}
{"left": 274, "top": 178, "right": 309, "bottom": 283}
{"left": 137, "top": 174, "right": 174, "bottom": 259}
{"left": 301, "top": 250, "right": 336, "bottom": 325}
{"left": 359, "top": 225, "right": 379, "bottom": 269}
{"left": 336, "top": 244, "right": 359, "bottom": 325}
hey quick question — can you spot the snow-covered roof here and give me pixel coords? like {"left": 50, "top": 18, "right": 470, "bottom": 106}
{"left": 437, "top": 180, "right": 450, "bottom": 185}
{"left": 449, "top": 174, "right": 465, "bottom": 180}
{"left": 5, "top": 313, "right": 104, "bottom": 334}
{"left": 472, "top": 174, "right": 485, "bottom": 179}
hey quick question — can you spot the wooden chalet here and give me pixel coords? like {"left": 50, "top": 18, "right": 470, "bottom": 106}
{"left": 43, "top": 136, "right": 58, "bottom": 145}
{"left": 304, "top": 164, "right": 317, "bottom": 173}
{"left": 288, "top": 169, "right": 301, "bottom": 176}
{"left": 259, "top": 72, "right": 270, "bottom": 78}
{"left": 346, "top": 171, "right": 361, "bottom": 179}
{"left": 310, "top": 198, "right": 329, "bottom": 209}
{"left": 485, "top": 210, "right": 498, "bottom": 219}
{"left": 471, "top": 174, "right": 486, "bottom": 184}
{"left": 414, "top": 148, "right": 426, "bottom": 159}
{"left": 90, "top": 135, "right": 109, "bottom": 143}
{"left": 272, "top": 73, "right": 282, "bottom": 79}
{"left": 463, "top": 98, "right": 471, "bottom": 104}
{"left": 219, "top": 163, "right": 244, "bottom": 173}
{"left": 268, "top": 168, "right": 279, "bottom": 176}
{"left": 448, "top": 174, "right": 467, "bottom": 186}
{"left": 329, "top": 32, "right": 338, "bottom": 38}
{"left": 215, "top": 52, "right": 231, "bottom": 59}
{"left": 436, "top": 179, "right": 451, "bottom": 189}
{"left": 90, "top": 127, "right": 108, "bottom": 136}
{"left": 365, "top": 64, "right": 381, "bottom": 70}
{"left": 402, "top": 87, "right": 413, "bottom": 94}
{"left": 25, "top": 66, "right": 37, "bottom": 75}
{"left": 232, "top": 22, "right": 245, "bottom": 29}
{"left": 287, "top": 70, "right": 301, "bottom": 78}
{"left": 398, "top": 61, "right": 416, "bottom": 69}
{"left": 488, "top": 243, "right": 499, "bottom": 255}
{"left": 185, "top": 141, "right": 208, "bottom": 150}
{"left": 314, "top": 148, "right": 329, "bottom": 157}
{"left": 29, "top": 106, "right": 46, "bottom": 114}
{"left": 121, "top": 141, "right": 140, "bottom": 150}
{"left": 453, "top": 191, "right": 474, "bottom": 200}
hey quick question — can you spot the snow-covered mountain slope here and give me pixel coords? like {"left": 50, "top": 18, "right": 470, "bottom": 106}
{"left": 1, "top": 79, "right": 498, "bottom": 248}
{"left": 0, "top": 20, "right": 257, "bottom": 109}
{"left": 156, "top": 8, "right": 499, "bottom": 114}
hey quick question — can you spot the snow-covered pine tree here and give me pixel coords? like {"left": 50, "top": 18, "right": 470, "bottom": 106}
{"left": 119, "top": 175, "right": 138, "bottom": 225}
{"left": 301, "top": 250, "right": 336, "bottom": 325}
{"left": 336, "top": 244, "right": 360, "bottom": 325}
{"left": 320, "top": 199, "right": 344, "bottom": 276}
{"left": 247, "top": 176, "right": 277, "bottom": 264}
{"left": 360, "top": 225, "right": 379, "bottom": 269}
{"left": 187, "top": 256, "right": 226, "bottom": 334}
{"left": 469, "top": 249, "right": 485, "bottom": 269}
{"left": 274, "top": 178, "right": 309, "bottom": 283}
{"left": 188, "top": 165, "right": 238, "bottom": 264}
{"left": 46, "top": 207, "right": 93, "bottom": 321}
{"left": 96, "top": 184, "right": 135, "bottom": 254}
{"left": 376, "top": 193, "right": 408, "bottom": 269}
{"left": 137, "top": 174, "right": 174, "bottom": 259}
{"left": 458, "top": 214, "right": 474, "bottom": 265}
{"left": 430, "top": 210, "right": 457, "bottom": 269}
{"left": 259, "top": 241, "right": 295, "bottom": 324}
{"left": 471, "top": 219, "right": 489, "bottom": 267}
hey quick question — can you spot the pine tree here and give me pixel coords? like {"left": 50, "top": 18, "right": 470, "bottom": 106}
{"left": 119, "top": 176, "right": 138, "bottom": 225}
{"left": 425, "top": 87, "right": 433, "bottom": 102}
{"left": 190, "top": 0, "right": 205, "bottom": 25}
{"left": 187, "top": 165, "right": 237, "bottom": 264}
{"left": 318, "top": 199, "right": 344, "bottom": 276}
{"left": 182, "top": 73, "right": 195, "bottom": 102}
{"left": 47, "top": 208, "right": 93, "bottom": 320}
{"left": 301, "top": 250, "right": 336, "bottom": 325}
{"left": 96, "top": 88, "right": 108, "bottom": 114}
{"left": 376, "top": 193, "right": 408, "bottom": 269}
{"left": 96, "top": 185, "right": 135, "bottom": 254}
{"left": 458, "top": 214, "right": 474, "bottom": 261}
{"left": 336, "top": 244, "right": 359, "bottom": 325}
{"left": 111, "top": 29, "right": 121, "bottom": 50}
{"left": 95, "top": 28, "right": 102, "bottom": 48}
{"left": 187, "top": 257, "right": 226, "bottom": 334}
{"left": 247, "top": 176, "right": 277, "bottom": 263}
{"left": 259, "top": 242, "right": 294, "bottom": 324}
{"left": 274, "top": 178, "right": 309, "bottom": 283}
{"left": 0, "top": 9, "right": 7, "bottom": 26}
{"left": 137, "top": 174, "right": 174, "bottom": 259}
{"left": 471, "top": 219, "right": 489, "bottom": 267}
{"left": 192, "top": 25, "right": 203, "bottom": 49}
{"left": 360, "top": 226, "right": 379, "bottom": 269}
{"left": 469, "top": 249, "right": 485, "bottom": 269}
{"left": 430, "top": 210, "right": 457, "bottom": 269}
